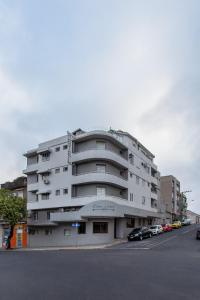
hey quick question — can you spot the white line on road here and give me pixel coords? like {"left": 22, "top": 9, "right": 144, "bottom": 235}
{"left": 148, "top": 235, "right": 177, "bottom": 249}
{"left": 112, "top": 247, "right": 150, "bottom": 250}
{"left": 181, "top": 228, "right": 196, "bottom": 235}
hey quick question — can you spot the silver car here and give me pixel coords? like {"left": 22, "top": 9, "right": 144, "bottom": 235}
{"left": 149, "top": 225, "right": 163, "bottom": 235}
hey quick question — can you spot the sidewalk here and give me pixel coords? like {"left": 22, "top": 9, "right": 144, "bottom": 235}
{"left": 0, "top": 239, "right": 127, "bottom": 252}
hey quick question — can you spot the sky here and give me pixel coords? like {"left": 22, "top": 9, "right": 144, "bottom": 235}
{"left": 0, "top": 0, "right": 200, "bottom": 212}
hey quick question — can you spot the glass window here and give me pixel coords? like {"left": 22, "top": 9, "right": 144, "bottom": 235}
{"left": 55, "top": 147, "right": 60, "bottom": 152}
{"left": 55, "top": 168, "right": 60, "bottom": 174}
{"left": 127, "top": 218, "right": 135, "bottom": 228}
{"left": 63, "top": 189, "right": 68, "bottom": 194}
{"left": 47, "top": 211, "right": 51, "bottom": 220}
{"left": 63, "top": 145, "right": 68, "bottom": 150}
{"left": 93, "top": 222, "right": 108, "bottom": 234}
{"left": 33, "top": 211, "right": 38, "bottom": 220}
{"left": 78, "top": 223, "right": 86, "bottom": 234}
{"left": 55, "top": 190, "right": 60, "bottom": 196}
{"left": 63, "top": 166, "right": 68, "bottom": 172}
{"left": 45, "top": 229, "right": 52, "bottom": 235}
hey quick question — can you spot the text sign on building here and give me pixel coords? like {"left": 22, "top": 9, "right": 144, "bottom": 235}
{"left": 72, "top": 223, "right": 80, "bottom": 227}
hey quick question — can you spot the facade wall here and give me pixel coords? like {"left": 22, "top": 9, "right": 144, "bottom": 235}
{"left": 28, "top": 220, "right": 114, "bottom": 247}
{"left": 24, "top": 129, "right": 161, "bottom": 247}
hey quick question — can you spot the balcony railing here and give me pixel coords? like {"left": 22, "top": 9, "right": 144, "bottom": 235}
{"left": 73, "top": 147, "right": 128, "bottom": 160}
{"left": 73, "top": 170, "right": 128, "bottom": 181}
{"left": 71, "top": 194, "right": 128, "bottom": 201}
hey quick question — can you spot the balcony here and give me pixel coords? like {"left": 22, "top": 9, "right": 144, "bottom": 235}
{"left": 71, "top": 172, "right": 128, "bottom": 189}
{"left": 72, "top": 149, "right": 128, "bottom": 168}
{"left": 27, "top": 182, "right": 39, "bottom": 192}
{"left": 23, "top": 163, "right": 38, "bottom": 174}
{"left": 151, "top": 176, "right": 158, "bottom": 186}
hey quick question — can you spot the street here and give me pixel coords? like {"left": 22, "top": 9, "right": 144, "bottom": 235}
{"left": 0, "top": 225, "right": 199, "bottom": 300}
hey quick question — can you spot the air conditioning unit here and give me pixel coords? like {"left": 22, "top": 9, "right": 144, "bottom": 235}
{"left": 44, "top": 179, "right": 50, "bottom": 184}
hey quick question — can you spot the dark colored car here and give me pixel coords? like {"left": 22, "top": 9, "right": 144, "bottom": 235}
{"left": 127, "top": 227, "right": 152, "bottom": 241}
{"left": 196, "top": 229, "right": 200, "bottom": 240}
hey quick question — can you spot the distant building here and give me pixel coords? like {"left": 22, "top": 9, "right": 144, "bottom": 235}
{"left": 0, "top": 176, "right": 27, "bottom": 199}
{"left": 187, "top": 210, "right": 200, "bottom": 224}
{"left": 160, "top": 175, "right": 181, "bottom": 223}
{"left": 24, "top": 128, "right": 162, "bottom": 248}
{"left": 0, "top": 176, "right": 27, "bottom": 249}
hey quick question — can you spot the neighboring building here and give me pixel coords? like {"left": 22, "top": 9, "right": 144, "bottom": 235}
{"left": 24, "top": 128, "right": 162, "bottom": 247}
{"left": 0, "top": 176, "right": 27, "bottom": 249}
{"left": 160, "top": 175, "right": 181, "bottom": 223}
{"left": 187, "top": 210, "right": 200, "bottom": 224}
{"left": 0, "top": 176, "right": 27, "bottom": 199}
{"left": 179, "top": 193, "right": 188, "bottom": 221}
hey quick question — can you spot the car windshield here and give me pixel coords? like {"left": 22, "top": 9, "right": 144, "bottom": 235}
{"left": 150, "top": 226, "right": 157, "bottom": 229}
{"left": 130, "top": 228, "right": 141, "bottom": 233}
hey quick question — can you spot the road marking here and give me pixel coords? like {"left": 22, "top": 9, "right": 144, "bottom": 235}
{"left": 181, "top": 228, "right": 196, "bottom": 235}
{"left": 148, "top": 236, "right": 177, "bottom": 248}
{"left": 112, "top": 247, "right": 150, "bottom": 250}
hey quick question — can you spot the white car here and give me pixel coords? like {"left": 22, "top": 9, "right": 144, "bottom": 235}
{"left": 149, "top": 225, "right": 163, "bottom": 235}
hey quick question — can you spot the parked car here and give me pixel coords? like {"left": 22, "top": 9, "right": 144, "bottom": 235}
{"left": 171, "top": 221, "right": 182, "bottom": 229}
{"left": 196, "top": 229, "right": 200, "bottom": 240}
{"left": 149, "top": 225, "right": 163, "bottom": 235}
{"left": 161, "top": 224, "right": 173, "bottom": 232}
{"left": 181, "top": 219, "right": 191, "bottom": 226}
{"left": 127, "top": 227, "right": 152, "bottom": 241}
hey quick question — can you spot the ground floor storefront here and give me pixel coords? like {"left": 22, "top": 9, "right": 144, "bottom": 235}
{"left": 28, "top": 200, "right": 161, "bottom": 248}
{"left": 28, "top": 217, "right": 160, "bottom": 248}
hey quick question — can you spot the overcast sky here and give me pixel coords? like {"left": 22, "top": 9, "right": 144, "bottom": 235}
{"left": 0, "top": 0, "right": 199, "bottom": 212}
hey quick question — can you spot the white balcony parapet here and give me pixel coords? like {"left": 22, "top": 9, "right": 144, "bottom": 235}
{"left": 71, "top": 149, "right": 128, "bottom": 168}
{"left": 71, "top": 172, "right": 128, "bottom": 189}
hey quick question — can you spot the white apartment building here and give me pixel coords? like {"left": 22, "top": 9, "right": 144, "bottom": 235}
{"left": 24, "top": 128, "right": 161, "bottom": 247}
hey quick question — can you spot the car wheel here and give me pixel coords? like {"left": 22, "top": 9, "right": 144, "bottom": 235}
{"left": 149, "top": 233, "right": 152, "bottom": 238}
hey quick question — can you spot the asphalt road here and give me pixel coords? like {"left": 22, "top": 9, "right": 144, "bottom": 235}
{"left": 0, "top": 224, "right": 200, "bottom": 300}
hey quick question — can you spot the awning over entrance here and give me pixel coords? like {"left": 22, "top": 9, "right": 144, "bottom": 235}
{"left": 50, "top": 200, "right": 162, "bottom": 222}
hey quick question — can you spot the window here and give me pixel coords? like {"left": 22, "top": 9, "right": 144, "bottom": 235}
{"left": 42, "top": 152, "right": 50, "bottom": 161}
{"left": 129, "top": 153, "right": 134, "bottom": 165}
{"left": 96, "top": 141, "right": 106, "bottom": 150}
{"left": 130, "top": 193, "right": 134, "bottom": 201}
{"left": 33, "top": 211, "right": 38, "bottom": 221}
{"left": 29, "top": 228, "right": 36, "bottom": 235}
{"left": 55, "top": 190, "right": 60, "bottom": 196}
{"left": 96, "top": 164, "right": 106, "bottom": 173}
{"left": 130, "top": 172, "right": 133, "bottom": 178}
{"left": 136, "top": 176, "right": 140, "bottom": 184}
{"left": 41, "top": 193, "right": 50, "bottom": 200}
{"left": 55, "top": 147, "right": 60, "bottom": 152}
{"left": 127, "top": 218, "right": 135, "bottom": 228}
{"left": 63, "top": 166, "right": 68, "bottom": 172}
{"left": 78, "top": 223, "right": 86, "bottom": 234}
{"left": 63, "top": 189, "right": 68, "bottom": 194}
{"left": 47, "top": 211, "right": 51, "bottom": 220}
{"left": 55, "top": 168, "right": 60, "bottom": 174}
{"left": 45, "top": 229, "right": 52, "bottom": 235}
{"left": 142, "top": 196, "right": 146, "bottom": 205}
{"left": 93, "top": 222, "right": 108, "bottom": 233}
{"left": 63, "top": 145, "right": 68, "bottom": 150}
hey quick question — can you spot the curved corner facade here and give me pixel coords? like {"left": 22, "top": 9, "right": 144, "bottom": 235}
{"left": 24, "top": 128, "right": 161, "bottom": 247}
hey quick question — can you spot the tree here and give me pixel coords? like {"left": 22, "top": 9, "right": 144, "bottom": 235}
{"left": 0, "top": 189, "right": 27, "bottom": 249}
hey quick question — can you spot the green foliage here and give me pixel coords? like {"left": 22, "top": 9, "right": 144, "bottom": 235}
{"left": 0, "top": 189, "right": 27, "bottom": 226}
